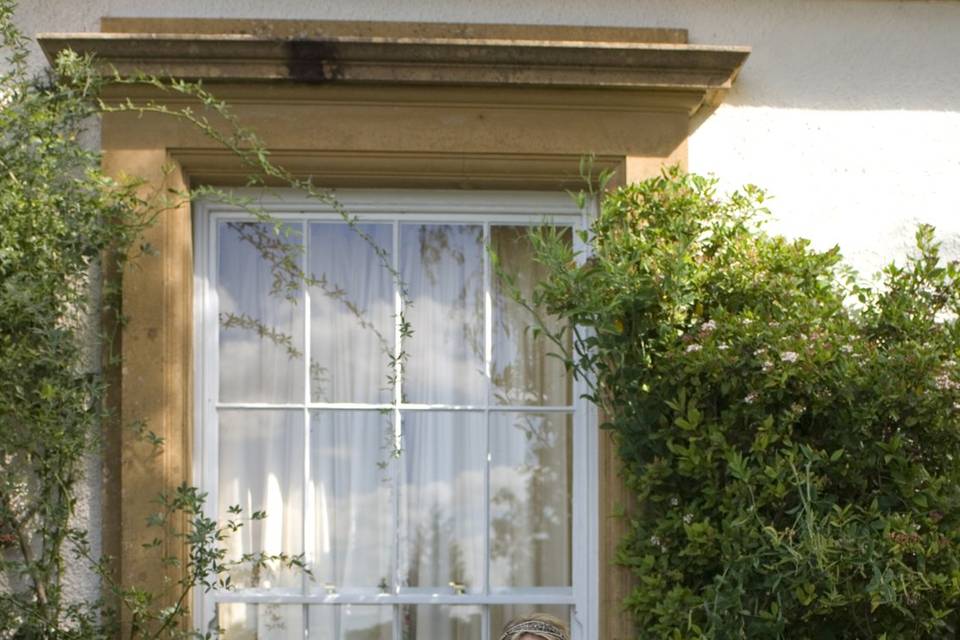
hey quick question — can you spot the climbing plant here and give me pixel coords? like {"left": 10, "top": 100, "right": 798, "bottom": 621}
{"left": 0, "top": 2, "right": 365, "bottom": 637}
{"left": 517, "top": 169, "right": 960, "bottom": 637}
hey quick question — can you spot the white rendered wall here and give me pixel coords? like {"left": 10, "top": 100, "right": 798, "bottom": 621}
{"left": 9, "top": 0, "right": 960, "bottom": 610}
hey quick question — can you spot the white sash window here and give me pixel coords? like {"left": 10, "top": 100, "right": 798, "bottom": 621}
{"left": 194, "top": 191, "right": 597, "bottom": 639}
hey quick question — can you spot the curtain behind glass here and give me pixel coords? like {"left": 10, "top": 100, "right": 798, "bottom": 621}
{"left": 399, "top": 412, "right": 485, "bottom": 594}
{"left": 219, "top": 410, "right": 303, "bottom": 590}
{"left": 218, "top": 222, "right": 304, "bottom": 404}
{"left": 309, "top": 411, "right": 394, "bottom": 592}
{"left": 400, "top": 605, "right": 481, "bottom": 640}
{"left": 218, "top": 604, "right": 303, "bottom": 640}
{"left": 215, "top": 215, "right": 578, "bottom": 635}
{"left": 489, "top": 413, "right": 571, "bottom": 588}
{"left": 309, "top": 223, "right": 393, "bottom": 404}
{"left": 401, "top": 224, "right": 485, "bottom": 405}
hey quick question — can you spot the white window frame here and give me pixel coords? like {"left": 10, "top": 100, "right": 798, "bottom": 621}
{"left": 192, "top": 189, "right": 599, "bottom": 639}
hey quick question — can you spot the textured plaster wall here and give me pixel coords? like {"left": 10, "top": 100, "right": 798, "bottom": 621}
{"left": 10, "top": 0, "right": 960, "bottom": 605}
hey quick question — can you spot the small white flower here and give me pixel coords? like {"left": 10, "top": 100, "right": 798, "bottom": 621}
{"left": 718, "top": 343, "right": 729, "bottom": 351}
{"left": 683, "top": 513, "right": 694, "bottom": 525}
{"left": 761, "top": 360, "right": 774, "bottom": 373}
{"left": 840, "top": 345, "right": 853, "bottom": 354}
{"left": 700, "top": 320, "right": 717, "bottom": 334}
{"left": 753, "top": 348, "right": 766, "bottom": 357}
{"left": 935, "top": 373, "right": 959, "bottom": 391}
{"left": 686, "top": 344, "right": 702, "bottom": 353}
{"left": 670, "top": 497, "right": 679, "bottom": 507}
{"left": 780, "top": 351, "right": 799, "bottom": 363}
{"left": 649, "top": 535, "right": 662, "bottom": 548}
{"left": 744, "top": 392, "right": 758, "bottom": 404}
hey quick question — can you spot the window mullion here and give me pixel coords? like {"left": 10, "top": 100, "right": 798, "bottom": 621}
{"left": 483, "top": 221, "right": 492, "bottom": 608}
{"left": 302, "top": 222, "right": 312, "bottom": 607}
{"left": 392, "top": 219, "right": 403, "bottom": 640}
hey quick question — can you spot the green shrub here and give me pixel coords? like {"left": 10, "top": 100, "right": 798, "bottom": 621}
{"left": 526, "top": 169, "right": 960, "bottom": 638}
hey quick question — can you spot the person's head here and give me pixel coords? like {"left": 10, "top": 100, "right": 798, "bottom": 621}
{"left": 498, "top": 613, "right": 570, "bottom": 640}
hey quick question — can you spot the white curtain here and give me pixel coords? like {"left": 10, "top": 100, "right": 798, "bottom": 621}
{"left": 309, "top": 411, "right": 394, "bottom": 591}
{"left": 216, "top": 218, "right": 573, "bottom": 639}
{"left": 399, "top": 412, "right": 485, "bottom": 594}
{"left": 218, "top": 222, "right": 304, "bottom": 404}
{"left": 401, "top": 224, "right": 486, "bottom": 405}
{"left": 217, "top": 603, "right": 303, "bottom": 640}
{"left": 309, "top": 223, "right": 394, "bottom": 404}
{"left": 218, "top": 410, "right": 303, "bottom": 590}
{"left": 309, "top": 605, "right": 393, "bottom": 640}
{"left": 489, "top": 413, "right": 571, "bottom": 588}
{"left": 399, "top": 604, "right": 482, "bottom": 640}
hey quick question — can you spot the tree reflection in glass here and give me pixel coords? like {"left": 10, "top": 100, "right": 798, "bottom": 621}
{"left": 490, "top": 413, "right": 571, "bottom": 588}
{"left": 491, "top": 226, "right": 572, "bottom": 407}
{"left": 401, "top": 224, "right": 485, "bottom": 405}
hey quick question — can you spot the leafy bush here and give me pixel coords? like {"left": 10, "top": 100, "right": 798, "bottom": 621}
{"left": 526, "top": 169, "right": 960, "bottom": 637}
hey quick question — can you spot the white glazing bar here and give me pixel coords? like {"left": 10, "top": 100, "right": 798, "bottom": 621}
{"left": 482, "top": 221, "right": 492, "bottom": 640}
{"left": 209, "top": 210, "right": 581, "bottom": 226}
{"left": 392, "top": 220, "right": 403, "bottom": 640}
{"left": 216, "top": 402, "right": 576, "bottom": 412}
{"left": 302, "top": 221, "right": 312, "bottom": 599}
{"left": 393, "top": 219, "right": 403, "bottom": 454}
{"left": 215, "top": 402, "right": 308, "bottom": 410}
{"left": 212, "top": 592, "right": 576, "bottom": 605}
{"left": 484, "top": 221, "right": 493, "bottom": 383}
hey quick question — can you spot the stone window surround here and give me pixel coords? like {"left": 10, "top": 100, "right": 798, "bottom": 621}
{"left": 39, "top": 19, "right": 748, "bottom": 639}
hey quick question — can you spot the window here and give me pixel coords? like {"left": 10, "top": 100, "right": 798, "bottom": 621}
{"left": 194, "top": 191, "right": 596, "bottom": 639}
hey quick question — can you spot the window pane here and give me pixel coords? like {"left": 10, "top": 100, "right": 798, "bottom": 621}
{"left": 489, "top": 605, "right": 571, "bottom": 640}
{"left": 219, "top": 410, "right": 303, "bottom": 590}
{"left": 491, "top": 226, "right": 571, "bottom": 406}
{"left": 218, "top": 603, "right": 304, "bottom": 640}
{"left": 400, "top": 412, "right": 485, "bottom": 593}
{"left": 309, "top": 605, "right": 393, "bottom": 639}
{"left": 401, "top": 224, "right": 485, "bottom": 405}
{"left": 218, "top": 221, "right": 304, "bottom": 403}
{"left": 399, "top": 605, "right": 481, "bottom": 640}
{"left": 309, "top": 412, "right": 394, "bottom": 592}
{"left": 309, "top": 223, "right": 394, "bottom": 403}
{"left": 490, "top": 413, "right": 572, "bottom": 589}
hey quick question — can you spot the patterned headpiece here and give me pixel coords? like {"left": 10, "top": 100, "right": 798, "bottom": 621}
{"left": 498, "top": 619, "right": 569, "bottom": 640}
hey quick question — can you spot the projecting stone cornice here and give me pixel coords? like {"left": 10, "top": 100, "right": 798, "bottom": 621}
{"left": 38, "top": 19, "right": 749, "bottom": 115}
